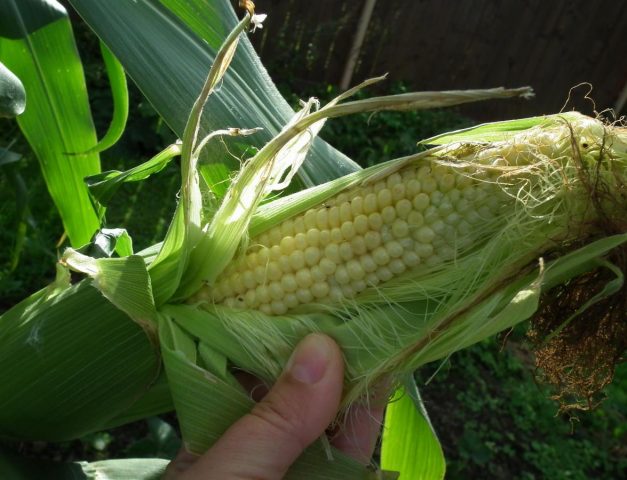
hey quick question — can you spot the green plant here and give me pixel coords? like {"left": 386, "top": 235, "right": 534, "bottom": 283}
{"left": 1, "top": 1, "right": 625, "bottom": 479}
{"left": 418, "top": 338, "right": 627, "bottom": 479}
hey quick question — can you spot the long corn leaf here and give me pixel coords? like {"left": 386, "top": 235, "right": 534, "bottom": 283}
{"left": 85, "top": 142, "right": 182, "bottom": 208}
{"left": 0, "top": 0, "right": 101, "bottom": 246}
{"left": 79, "top": 41, "right": 129, "bottom": 155}
{"left": 68, "top": 0, "right": 360, "bottom": 195}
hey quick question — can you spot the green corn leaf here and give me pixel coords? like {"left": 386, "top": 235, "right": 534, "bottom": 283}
{"left": 67, "top": 0, "right": 360, "bottom": 194}
{"left": 197, "top": 342, "right": 229, "bottom": 379}
{"left": 78, "top": 41, "right": 129, "bottom": 155}
{"left": 148, "top": 205, "right": 185, "bottom": 306}
{"left": 381, "top": 376, "right": 446, "bottom": 480}
{"left": 163, "top": 303, "right": 283, "bottom": 379}
{"left": 159, "top": 0, "right": 363, "bottom": 192}
{"left": 160, "top": 11, "right": 254, "bottom": 308}
{"left": 0, "top": 0, "right": 102, "bottom": 247}
{"left": 0, "top": 0, "right": 65, "bottom": 38}
{"left": 0, "top": 60, "right": 25, "bottom": 117}
{"left": 85, "top": 142, "right": 182, "bottom": 207}
{"left": 159, "top": 313, "right": 250, "bottom": 451}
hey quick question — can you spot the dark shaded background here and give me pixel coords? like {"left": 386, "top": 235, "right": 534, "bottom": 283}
{"left": 251, "top": 0, "right": 627, "bottom": 121}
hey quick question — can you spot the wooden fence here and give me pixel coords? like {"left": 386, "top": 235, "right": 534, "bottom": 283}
{"left": 251, "top": 0, "right": 627, "bottom": 121}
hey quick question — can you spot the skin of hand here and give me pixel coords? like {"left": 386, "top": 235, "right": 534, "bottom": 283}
{"left": 164, "top": 333, "right": 384, "bottom": 480}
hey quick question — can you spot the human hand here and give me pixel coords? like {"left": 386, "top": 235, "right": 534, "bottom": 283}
{"left": 164, "top": 333, "right": 384, "bottom": 479}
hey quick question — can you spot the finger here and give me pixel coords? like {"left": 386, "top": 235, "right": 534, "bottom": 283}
{"left": 181, "top": 333, "right": 344, "bottom": 480}
{"left": 330, "top": 379, "right": 391, "bottom": 464}
{"left": 330, "top": 403, "right": 385, "bottom": 464}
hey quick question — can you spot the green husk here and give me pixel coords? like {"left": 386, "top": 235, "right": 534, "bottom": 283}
{"left": 0, "top": 278, "right": 163, "bottom": 441}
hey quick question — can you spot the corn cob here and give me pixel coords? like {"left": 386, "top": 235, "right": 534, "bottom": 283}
{"left": 196, "top": 114, "right": 626, "bottom": 315}
{"left": 207, "top": 162, "right": 502, "bottom": 314}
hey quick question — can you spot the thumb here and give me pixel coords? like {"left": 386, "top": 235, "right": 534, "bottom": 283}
{"left": 183, "top": 333, "right": 344, "bottom": 480}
